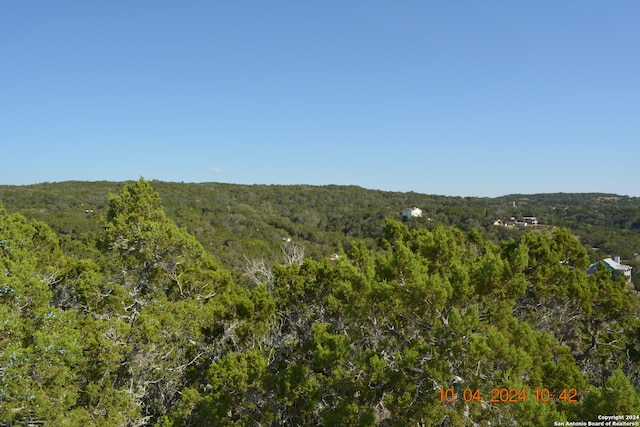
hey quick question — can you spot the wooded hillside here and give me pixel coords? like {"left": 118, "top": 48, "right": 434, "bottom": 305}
{"left": 3, "top": 181, "right": 640, "bottom": 285}
{"left": 1, "top": 179, "right": 639, "bottom": 426}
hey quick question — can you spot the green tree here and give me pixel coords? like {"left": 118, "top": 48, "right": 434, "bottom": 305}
{"left": 571, "top": 369, "right": 640, "bottom": 420}
{"left": 0, "top": 203, "right": 87, "bottom": 423}
{"left": 99, "top": 178, "right": 274, "bottom": 424}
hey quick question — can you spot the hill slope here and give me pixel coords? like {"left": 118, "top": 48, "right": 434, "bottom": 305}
{"left": 2, "top": 181, "right": 640, "bottom": 277}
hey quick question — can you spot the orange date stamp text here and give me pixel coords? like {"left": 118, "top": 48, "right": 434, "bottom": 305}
{"left": 439, "top": 387, "right": 578, "bottom": 403}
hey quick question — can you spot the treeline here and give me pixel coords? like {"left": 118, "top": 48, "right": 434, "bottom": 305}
{"left": 0, "top": 179, "right": 639, "bottom": 425}
{"left": 2, "top": 181, "right": 640, "bottom": 286}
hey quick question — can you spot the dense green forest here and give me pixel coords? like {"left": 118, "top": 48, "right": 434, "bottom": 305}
{"left": 3, "top": 180, "right": 640, "bottom": 288}
{"left": 1, "top": 179, "right": 639, "bottom": 426}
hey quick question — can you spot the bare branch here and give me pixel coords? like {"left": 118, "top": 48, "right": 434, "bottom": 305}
{"left": 243, "top": 255, "right": 275, "bottom": 288}
{"left": 281, "top": 241, "right": 305, "bottom": 266}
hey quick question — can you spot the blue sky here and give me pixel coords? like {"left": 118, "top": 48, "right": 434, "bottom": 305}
{"left": 2, "top": 1, "right": 639, "bottom": 197}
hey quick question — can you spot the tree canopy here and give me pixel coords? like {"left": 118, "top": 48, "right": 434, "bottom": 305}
{"left": 1, "top": 179, "right": 639, "bottom": 425}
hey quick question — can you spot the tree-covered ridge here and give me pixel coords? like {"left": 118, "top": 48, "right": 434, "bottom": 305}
{"left": 2, "top": 181, "right": 640, "bottom": 285}
{"left": 1, "top": 179, "right": 639, "bottom": 425}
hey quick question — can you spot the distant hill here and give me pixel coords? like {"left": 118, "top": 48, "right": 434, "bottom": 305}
{"left": 2, "top": 181, "right": 640, "bottom": 287}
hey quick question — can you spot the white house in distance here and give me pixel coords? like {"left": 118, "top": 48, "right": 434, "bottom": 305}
{"left": 402, "top": 207, "right": 423, "bottom": 221}
{"left": 587, "top": 256, "right": 632, "bottom": 281}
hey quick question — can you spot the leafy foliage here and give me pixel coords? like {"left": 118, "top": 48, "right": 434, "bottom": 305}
{"left": 1, "top": 180, "right": 639, "bottom": 425}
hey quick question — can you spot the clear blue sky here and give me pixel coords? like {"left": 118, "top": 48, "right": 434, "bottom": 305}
{"left": 2, "top": 1, "right": 639, "bottom": 197}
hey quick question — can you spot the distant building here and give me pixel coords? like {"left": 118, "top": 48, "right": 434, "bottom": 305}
{"left": 402, "top": 207, "right": 423, "bottom": 221}
{"left": 587, "top": 256, "right": 632, "bottom": 281}
{"left": 493, "top": 216, "right": 540, "bottom": 227}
